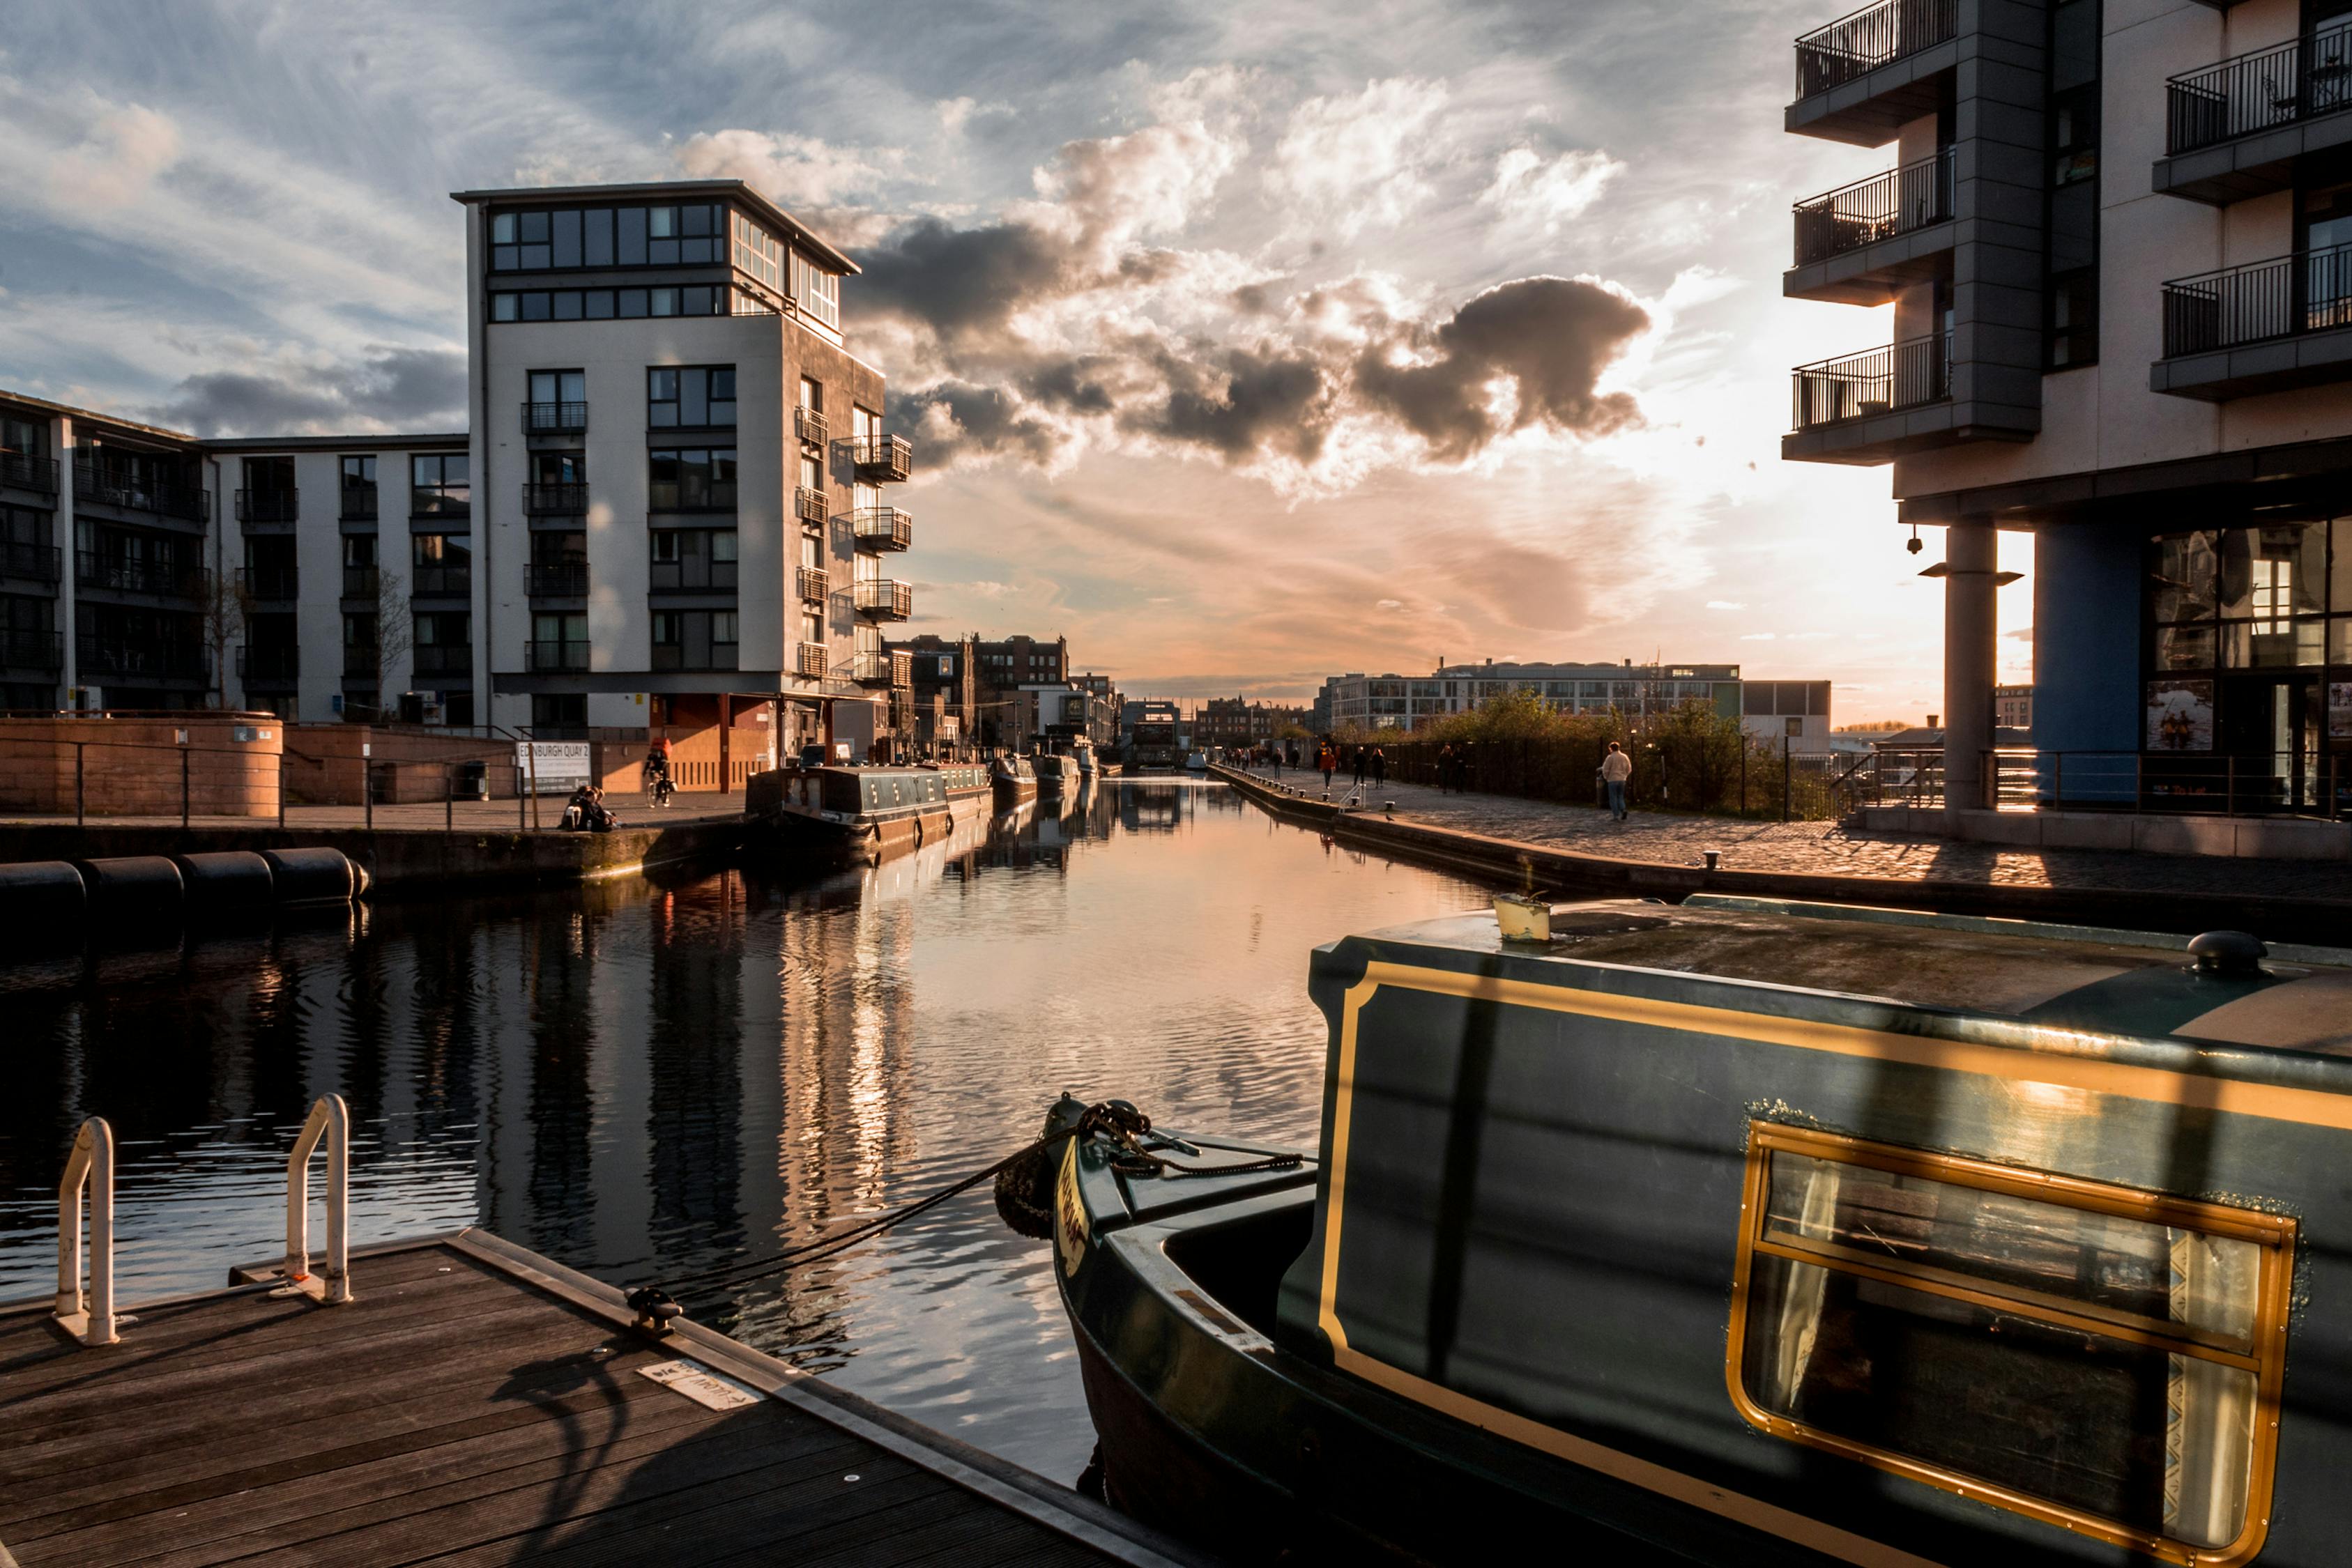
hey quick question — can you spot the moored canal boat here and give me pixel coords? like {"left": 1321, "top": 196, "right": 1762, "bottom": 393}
{"left": 1037, "top": 753, "right": 1081, "bottom": 802}
{"left": 1042, "top": 895, "right": 2352, "bottom": 1567}
{"left": 744, "top": 764, "right": 953, "bottom": 859}
{"left": 993, "top": 753, "right": 1039, "bottom": 806}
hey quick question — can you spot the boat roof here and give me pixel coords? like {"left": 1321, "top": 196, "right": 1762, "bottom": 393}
{"left": 1344, "top": 896, "right": 2352, "bottom": 1055}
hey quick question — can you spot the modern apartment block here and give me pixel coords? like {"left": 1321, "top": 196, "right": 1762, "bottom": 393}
{"left": 0, "top": 178, "right": 917, "bottom": 765}
{"left": 1784, "top": 0, "right": 2352, "bottom": 827}
{"left": 1315, "top": 662, "right": 1834, "bottom": 744}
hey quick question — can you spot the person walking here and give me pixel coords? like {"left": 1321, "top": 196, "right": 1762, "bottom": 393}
{"left": 1371, "top": 746, "right": 1387, "bottom": 788}
{"left": 1319, "top": 741, "right": 1336, "bottom": 792}
{"left": 1599, "top": 740, "right": 1633, "bottom": 821}
{"left": 1351, "top": 746, "right": 1367, "bottom": 787}
{"left": 1436, "top": 742, "right": 1454, "bottom": 794}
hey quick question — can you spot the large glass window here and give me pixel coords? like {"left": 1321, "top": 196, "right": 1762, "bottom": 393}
{"left": 491, "top": 287, "right": 734, "bottom": 323}
{"left": 1732, "top": 1123, "right": 2290, "bottom": 1562}
{"left": 648, "top": 367, "right": 736, "bottom": 428}
{"left": 492, "top": 203, "right": 722, "bottom": 271}
{"left": 648, "top": 448, "right": 737, "bottom": 512}
{"left": 411, "top": 454, "right": 469, "bottom": 518}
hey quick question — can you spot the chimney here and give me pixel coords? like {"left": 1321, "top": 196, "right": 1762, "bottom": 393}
{"left": 1927, "top": 713, "right": 1939, "bottom": 729}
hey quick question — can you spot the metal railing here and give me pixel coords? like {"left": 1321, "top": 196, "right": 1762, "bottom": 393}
{"left": 525, "top": 639, "right": 590, "bottom": 672}
{"left": 648, "top": 557, "right": 737, "bottom": 592}
{"left": 1791, "top": 332, "right": 1950, "bottom": 429}
{"left": 1792, "top": 148, "right": 1954, "bottom": 266}
{"left": 2, "top": 452, "right": 59, "bottom": 493}
{"left": 411, "top": 564, "right": 472, "bottom": 597}
{"left": 409, "top": 485, "right": 471, "bottom": 521}
{"left": 75, "top": 551, "right": 209, "bottom": 598}
{"left": 797, "top": 565, "right": 830, "bottom": 602}
{"left": 850, "top": 650, "right": 910, "bottom": 687}
{"left": 1794, "top": 0, "right": 1956, "bottom": 98}
{"left": 1984, "top": 748, "right": 2348, "bottom": 819}
{"left": 854, "top": 578, "right": 912, "bottom": 619}
{"left": 74, "top": 462, "right": 209, "bottom": 521}
{"left": 340, "top": 486, "right": 379, "bottom": 521}
{"left": 1, "top": 541, "right": 61, "bottom": 581}
{"left": 1, "top": 627, "right": 63, "bottom": 668}
{"left": 411, "top": 643, "right": 473, "bottom": 676}
{"left": 236, "top": 487, "right": 299, "bottom": 523}
{"left": 794, "top": 484, "right": 830, "bottom": 525}
{"left": 2167, "top": 24, "right": 2352, "bottom": 155}
{"left": 796, "top": 406, "right": 829, "bottom": 446}
{"left": 526, "top": 561, "right": 588, "bottom": 596}
{"left": 343, "top": 650, "right": 381, "bottom": 677}
{"left": 284, "top": 1094, "right": 354, "bottom": 1306}
{"left": 76, "top": 636, "right": 209, "bottom": 678}
{"left": 55, "top": 1117, "right": 118, "bottom": 1346}
{"left": 236, "top": 645, "right": 300, "bottom": 681}
{"left": 795, "top": 641, "right": 827, "bottom": 678}
{"left": 238, "top": 566, "right": 299, "bottom": 600}
{"left": 521, "top": 399, "right": 588, "bottom": 434}
{"left": 342, "top": 565, "right": 381, "bottom": 599}
{"left": 650, "top": 643, "right": 737, "bottom": 672}
{"left": 648, "top": 478, "right": 736, "bottom": 512}
{"left": 2161, "top": 242, "right": 2352, "bottom": 356}
{"left": 853, "top": 433, "right": 913, "bottom": 481}
{"left": 521, "top": 482, "right": 589, "bottom": 514}
{"left": 854, "top": 507, "right": 913, "bottom": 551}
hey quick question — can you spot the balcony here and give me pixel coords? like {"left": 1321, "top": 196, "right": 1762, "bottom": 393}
{"left": 648, "top": 557, "right": 737, "bottom": 592}
{"left": 2157, "top": 27, "right": 2352, "bottom": 205}
{"left": 236, "top": 488, "right": 298, "bottom": 524}
{"left": 797, "top": 565, "right": 830, "bottom": 603}
{"left": 522, "top": 482, "right": 589, "bottom": 515}
{"left": 75, "top": 552, "right": 210, "bottom": 600}
{"left": 342, "top": 649, "right": 381, "bottom": 679}
{"left": 341, "top": 486, "right": 379, "bottom": 522}
{"left": 853, "top": 578, "right": 912, "bottom": 620}
{"left": 852, "top": 650, "right": 911, "bottom": 689}
{"left": 1789, "top": 0, "right": 1956, "bottom": 145}
{"left": 1, "top": 453, "right": 59, "bottom": 494}
{"left": 1785, "top": 332, "right": 1955, "bottom": 463}
{"left": 412, "top": 643, "right": 473, "bottom": 677}
{"left": 411, "top": 565, "right": 473, "bottom": 599}
{"left": 526, "top": 562, "right": 589, "bottom": 597}
{"left": 0, "top": 541, "right": 61, "bottom": 583}
{"left": 796, "top": 406, "right": 829, "bottom": 447}
{"left": 794, "top": 642, "right": 827, "bottom": 679}
{"left": 853, "top": 433, "right": 912, "bottom": 482}
{"left": 236, "top": 645, "right": 300, "bottom": 683}
{"left": 521, "top": 401, "right": 588, "bottom": 435}
{"left": 1787, "top": 150, "right": 1953, "bottom": 305}
{"left": 237, "top": 567, "right": 299, "bottom": 602}
{"left": 410, "top": 485, "right": 471, "bottom": 521}
{"left": 342, "top": 566, "right": 381, "bottom": 600}
{"left": 853, "top": 507, "right": 913, "bottom": 552}
{"left": 794, "top": 485, "right": 830, "bottom": 526}
{"left": 648, "top": 478, "right": 735, "bottom": 513}
{"left": 73, "top": 463, "right": 208, "bottom": 523}
{"left": 2155, "top": 243, "right": 2352, "bottom": 400}
{"left": 651, "top": 643, "right": 738, "bottom": 672}
{"left": 525, "top": 640, "right": 589, "bottom": 673}
{"left": 77, "top": 636, "right": 208, "bottom": 680}
{"left": 0, "top": 628, "right": 62, "bottom": 670}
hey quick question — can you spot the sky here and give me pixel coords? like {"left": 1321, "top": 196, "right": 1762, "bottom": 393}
{"left": 0, "top": 0, "right": 2035, "bottom": 722}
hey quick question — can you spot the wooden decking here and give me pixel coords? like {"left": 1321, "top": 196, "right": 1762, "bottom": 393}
{"left": 0, "top": 1231, "right": 1204, "bottom": 1568}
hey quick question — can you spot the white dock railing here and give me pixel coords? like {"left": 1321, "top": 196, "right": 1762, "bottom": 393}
{"left": 284, "top": 1093, "right": 355, "bottom": 1305}
{"left": 54, "top": 1116, "right": 119, "bottom": 1346}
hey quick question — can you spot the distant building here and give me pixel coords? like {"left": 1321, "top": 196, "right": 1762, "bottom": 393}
{"left": 1193, "top": 695, "right": 1309, "bottom": 751}
{"left": 1013, "top": 682, "right": 1120, "bottom": 748}
{"left": 1315, "top": 660, "right": 1835, "bottom": 746}
{"left": 1995, "top": 684, "right": 2033, "bottom": 730}
{"left": 894, "top": 631, "right": 1071, "bottom": 749}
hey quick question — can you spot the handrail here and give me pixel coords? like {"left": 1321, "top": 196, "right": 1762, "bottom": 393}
{"left": 56, "top": 1116, "right": 119, "bottom": 1345}
{"left": 285, "top": 1093, "right": 354, "bottom": 1305}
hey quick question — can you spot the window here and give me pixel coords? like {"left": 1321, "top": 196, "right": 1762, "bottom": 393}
{"left": 492, "top": 203, "right": 721, "bottom": 270}
{"left": 528, "top": 370, "right": 585, "bottom": 408}
{"left": 733, "top": 211, "right": 786, "bottom": 293}
{"left": 799, "top": 376, "right": 821, "bottom": 413}
{"left": 648, "top": 367, "right": 736, "bottom": 428}
{"left": 1, "top": 415, "right": 42, "bottom": 459}
{"left": 533, "top": 693, "right": 587, "bottom": 731}
{"left": 411, "top": 533, "right": 472, "bottom": 597}
{"left": 648, "top": 448, "right": 736, "bottom": 511}
{"left": 491, "top": 287, "right": 732, "bottom": 322}
{"left": 1730, "top": 1123, "right": 2290, "bottom": 1563}
{"left": 411, "top": 454, "right": 469, "bottom": 517}
{"left": 533, "top": 612, "right": 586, "bottom": 645}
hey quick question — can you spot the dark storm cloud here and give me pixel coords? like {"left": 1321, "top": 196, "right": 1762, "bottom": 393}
{"left": 1133, "top": 344, "right": 1331, "bottom": 463}
{"left": 1354, "top": 277, "right": 1649, "bottom": 461}
{"left": 1019, "top": 358, "right": 1117, "bottom": 414}
{"left": 153, "top": 346, "right": 466, "bottom": 436}
{"left": 892, "top": 380, "right": 1064, "bottom": 468}
{"left": 851, "top": 217, "right": 1073, "bottom": 341}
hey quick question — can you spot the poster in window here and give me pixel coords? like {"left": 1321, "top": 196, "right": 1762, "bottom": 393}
{"left": 2332, "top": 682, "right": 2352, "bottom": 741}
{"left": 2146, "top": 679, "right": 2214, "bottom": 751}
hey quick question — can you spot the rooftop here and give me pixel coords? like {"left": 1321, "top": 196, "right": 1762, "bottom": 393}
{"left": 449, "top": 178, "right": 862, "bottom": 275}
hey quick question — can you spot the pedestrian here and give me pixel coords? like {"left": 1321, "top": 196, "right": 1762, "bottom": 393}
{"left": 1351, "top": 746, "right": 1367, "bottom": 787}
{"left": 1320, "top": 741, "right": 1336, "bottom": 792}
{"left": 1372, "top": 746, "right": 1386, "bottom": 788}
{"left": 1288, "top": 739, "right": 1301, "bottom": 770}
{"left": 1599, "top": 740, "right": 1633, "bottom": 821}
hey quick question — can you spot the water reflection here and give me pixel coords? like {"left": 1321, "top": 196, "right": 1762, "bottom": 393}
{"left": 0, "top": 779, "right": 1492, "bottom": 1477}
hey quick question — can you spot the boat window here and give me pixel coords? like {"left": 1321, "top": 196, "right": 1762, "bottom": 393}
{"left": 1729, "top": 1123, "right": 2291, "bottom": 1562}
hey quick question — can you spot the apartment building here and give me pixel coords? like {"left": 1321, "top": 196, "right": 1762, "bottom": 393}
{"left": 1784, "top": 0, "right": 2352, "bottom": 824}
{"left": 1191, "top": 695, "right": 1311, "bottom": 750}
{"left": 894, "top": 632, "right": 1071, "bottom": 749}
{"left": 1315, "top": 661, "right": 1835, "bottom": 744}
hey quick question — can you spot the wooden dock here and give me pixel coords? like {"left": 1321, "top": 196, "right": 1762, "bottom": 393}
{"left": 0, "top": 1229, "right": 1207, "bottom": 1568}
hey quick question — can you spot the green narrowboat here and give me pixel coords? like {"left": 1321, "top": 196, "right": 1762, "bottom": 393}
{"left": 1046, "top": 896, "right": 2352, "bottom": 1566}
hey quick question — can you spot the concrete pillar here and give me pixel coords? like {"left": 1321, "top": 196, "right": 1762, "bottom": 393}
{"left": 1943, "top": 518, "right": 1998, "bottom": 828}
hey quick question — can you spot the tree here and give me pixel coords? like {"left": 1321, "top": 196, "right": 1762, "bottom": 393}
{"left": 199, "top": 571, "right": 252, "bottom": 710}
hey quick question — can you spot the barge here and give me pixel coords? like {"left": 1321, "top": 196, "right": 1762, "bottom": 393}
{"left": 1044, "top": 895, "right": 2352, "bottom": 1567}
{"left": 993, "top": 753, "right": 1039, "bottom": 806}
{"left": 746, "top": 764, "right": 986, "bottom": 859}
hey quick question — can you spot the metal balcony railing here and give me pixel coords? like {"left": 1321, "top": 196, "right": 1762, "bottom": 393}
{"left": 76, "top": 636, "right": 208, "bottom": 679}
{"left": 0, "top": 627, "right": 63, "bottom": 669}
{"left": 648, "top": 479, "right": 735, "bottom": 512}
{"left": 2162, "top": 242, "right": 2352, "bottom": 356}
{"left": 236, "top": 488, "right": 298, "bottom": 523}
{"left": 853, "top": 579, "right": 912, "bottom": 620}
{"left": 526, "top": 562, "right": 589, "bottom": 597}
{"left": 852, "top": 433, "right": 912, "bottom": 482}
{"left": 521, "top": 401, "right": 588, "bottom": 435}
{"left": 797, "top": 566, "right": 830, "bottom": 603}
{"left": 0, "top": 541, "right": 61, "bottom": 582}
{"left": 1794, "top": 0, "right": 1955, "bottom": 99}
{"left": 1, "top": 453, "right": 59, "bottom": 493}
{"left": 2167, "top": 24, "right": 2352, "bottom": 156}
{"left": 410, "top": 485, "right": 471, "bottom": 521}
{"left": 238, "top": 567, "right": 299, "bottom": 601}
{"left": 1792, "top": 148, "right": 1954, "bottom": 266}
{"left": 75, "top": 552, "right": 210, "bottom": 599}
{"left": 340, "top": 486, "right": 379, "bottom": 521}
{"left": 410, "top": 565, "right": 472, "bottom": 597}
{"left": 525, "top": 640, "right": 589, "bottom": 672}
{"left": 73, "top": 463, "right": 209, "bottom": 522}
{"left": 651, "top": 643, "right": 738, "bottom": 672}
{"left": 411, "top": 643, "right": 473, "bottom": 677}
{"left": 796, "top": 406, "right": 829, "bottom": 447}
{"left": 853, "top": 507, "right": 913, "bottom": 551}
{"left": 342, "top": 566, "right": 380, "bottom": 599}
{"left": 648, "top": 558, "right": 737, "bottom": 592}
{"left": 1790, "top": 332, "right": 1950, "bottom": 430}
{"left": 795, "top": 642, "right": 827, "bottom": 679}
{"left": 521, "top": 482, "right": 589, "bottom": 514}
{"left": 794, "top": 485, "right": 830, "bottom": 525}
{"left": 851, "top": 651, "right": 896, "bottom": 687}
{"left": 236, "top": 645, "right": 300, "bottom": 681}
{"left": 342, "top": 649, "right": 381, "bottom": 678}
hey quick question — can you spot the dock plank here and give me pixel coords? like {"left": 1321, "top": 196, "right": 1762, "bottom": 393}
{"left": 0, "top": 1238, "right": 1196, "bottom": 1568}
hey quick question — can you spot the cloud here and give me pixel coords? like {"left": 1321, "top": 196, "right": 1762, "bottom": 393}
{"left": 1478, "top": 146, "right": 1621, "bottom": 235}
{"left": 1706, "top": 599, "right": 1744, "bottom": 609}
{"left": 671, "top": 128, "right": 908, "bottom": 245}
{"left": 49, "top": 101, "right": 181, "bottom": 208}
{"left": 1265, "top": 78, "right": 1451, "bottom": 238}
{"left": 1739, "top": 633, "right": 1776, "bottom": 641}
{"left": 150, "top": 346, "right": 466, "bottom": 436}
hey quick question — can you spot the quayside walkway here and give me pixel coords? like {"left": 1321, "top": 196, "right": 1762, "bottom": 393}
{"left": 0, "top": 1231, "right": 1198, "bottom": 1568}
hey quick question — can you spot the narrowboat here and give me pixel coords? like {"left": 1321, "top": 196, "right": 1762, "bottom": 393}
{"left": 743, "top": 764, "right": 952, "bottom": 858}
{"left": 1074, "top": 737, "right": 1100, "bottom": 779}
{"left": 992, "top": 753, "right": 1039, "bottom": 806}
{"left": 1036, "top": 753, "right": 1081, "bottom": 802}
{"left": 1041, "top": 895, "right": 2352, "bottom": 1567}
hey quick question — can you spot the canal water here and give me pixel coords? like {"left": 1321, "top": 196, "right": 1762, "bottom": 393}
{"left": 0, "top": 779, "right": 1493, "bottom": 1481}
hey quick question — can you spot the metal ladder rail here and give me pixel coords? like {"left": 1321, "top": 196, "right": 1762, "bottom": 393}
{"left": 54, "top": 1116, "right": 119, "bottom": 1346}
{"left": 283, "top": 1093, "right": 356, "bottom": 1305}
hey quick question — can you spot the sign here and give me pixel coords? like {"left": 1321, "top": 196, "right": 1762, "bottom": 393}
{"left": 519, "top": 741, "right": 593, "bottom": 794}
{"left": 638, "top": 1359, "right": 761, "bottom": 1411}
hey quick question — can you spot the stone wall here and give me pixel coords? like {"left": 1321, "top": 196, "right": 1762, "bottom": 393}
{"left": 0, "top": 712, "right": 283, "bottom": 818}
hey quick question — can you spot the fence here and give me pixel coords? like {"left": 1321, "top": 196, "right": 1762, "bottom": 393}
{"left": 1332, "top": 736, "right": 1868, "bottom": 822}
{"left": 1843, "top": 748, "right": 2349, "bottom": 819}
